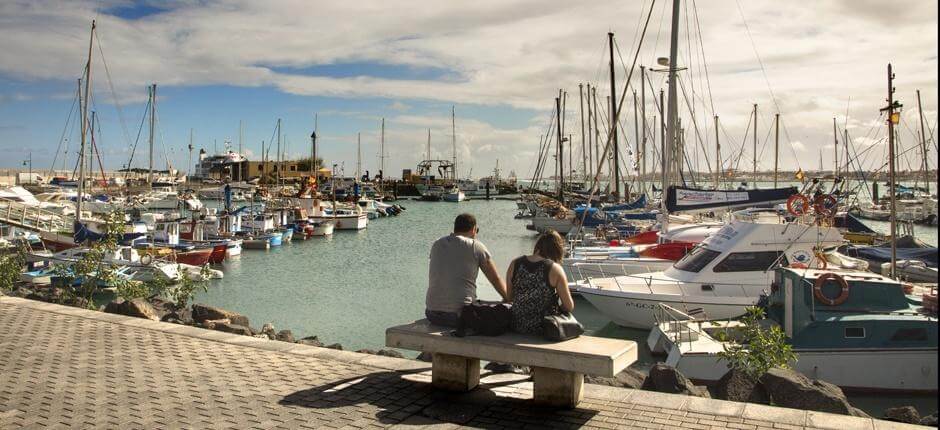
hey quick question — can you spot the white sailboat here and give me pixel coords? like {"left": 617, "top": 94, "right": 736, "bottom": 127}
{"left": 443, "top": 106, "right": 466, "bottom": 202}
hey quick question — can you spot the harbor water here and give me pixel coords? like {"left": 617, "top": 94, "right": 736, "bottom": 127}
{"left": 194, "top": 197, "right": 937, "bottom": 416}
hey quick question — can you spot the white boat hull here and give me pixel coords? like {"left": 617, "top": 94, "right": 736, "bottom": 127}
{"left": 443, "top": 191, "right": 466, "bottom": 202}
{"left": 529, "top": 217, "right": 574, "bottom": 234}
{"left": 311, "top": 215, "right": 367, "bottom": 230}
{"left": 563, "top": 259, "right": 675, "bottom": 282}
{"left": 578, "top": 287, "right": 757, "bottom": 329}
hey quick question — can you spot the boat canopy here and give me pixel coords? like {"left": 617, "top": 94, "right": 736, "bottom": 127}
{"left": 604, "top": 194, "right": 647, "bottom": 212}
{"left": 665, "top": 186, "right": 797, "bottom": 213}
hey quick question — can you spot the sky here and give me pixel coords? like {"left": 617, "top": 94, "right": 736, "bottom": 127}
{"left": 0, "top": 0, "right": 937, "bottom": 180}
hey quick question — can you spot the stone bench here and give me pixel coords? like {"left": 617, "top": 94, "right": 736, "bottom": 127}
{"left": 386, "top": 319, "right": 638, "bottom": 407}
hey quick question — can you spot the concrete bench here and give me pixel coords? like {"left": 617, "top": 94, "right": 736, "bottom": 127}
{"left": 386, "top": 319, "right": 638, "bottom": 407}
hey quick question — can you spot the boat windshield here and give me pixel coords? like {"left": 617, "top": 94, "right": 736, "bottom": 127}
{"left": 673, "top": 246, "right": 720, "bottom": 272}
{"left": 713, "top": 251, "right": 788, "bottom": 273}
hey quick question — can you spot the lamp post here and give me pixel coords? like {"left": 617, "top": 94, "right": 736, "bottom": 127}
{"left": 22, "top": 152, "right": 32, "bottom": 184}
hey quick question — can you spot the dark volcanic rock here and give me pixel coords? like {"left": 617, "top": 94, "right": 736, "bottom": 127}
{"left": 920, "top": 411, "right": 938, "bottom": 426}
{"left": 104, "top": 298, "right": 160, "bottom": 321}
{"left": 297, "top": 336, "right": 323, "bottom": 347}
{"left": 415, "top": 352, "right": 433, "bottom": 362}
{"left": 325, "top": 343, "right": 343, "bottom": 350}
{"left": 161, "top": 307, "right": 193, "bottom": 325}
{"left": 209, "top": 321, "right": 252, "bottom": 336}
{"left": 484, "top": 362, "right": 531, "bottom": 375}
{"left": 585, "top": 368, "right": 646, "bottom": 389}
{"left": 356, "top": 349, "right": 377, "bottom": 355}
{"left": 275, "top": 330, "right": 295, "bottom": 343}
{"left": 641, "top": 364, "right": 710, "bottom": 398}
{"left": 714, "top": 369, "right": 768, "bottom": 404}
{"left": 883, "top": 406, "right": 921, "bottom": 424}
{"left": 261, "top": 323, "right": 277, "bottom": 340}
{"left": 376, "top": 349, "right": 405, "bottom": 358}
{"left": 759, "top": 368, "right": 865, "bottom": 416}
{"left": 191, "top": 303, "right": 250, "bottom": 327}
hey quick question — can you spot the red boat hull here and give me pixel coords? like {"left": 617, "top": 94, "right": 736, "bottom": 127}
{"left": 639, "top": 241, "right": 695, "bottom": 261}
{"left": 175, "top": 248, "right": 213, "bottom": 266}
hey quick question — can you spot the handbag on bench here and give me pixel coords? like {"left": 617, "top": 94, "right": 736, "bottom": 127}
{"left": 541, "top": 312, "right": 584, "bottom": 341}
{"left": 455, "top": 300, "right": 512, "bottom": 337}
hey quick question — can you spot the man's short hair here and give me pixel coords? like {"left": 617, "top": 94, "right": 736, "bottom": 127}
{"left": 453, "top": 213, "right": 477, "bottom": 233}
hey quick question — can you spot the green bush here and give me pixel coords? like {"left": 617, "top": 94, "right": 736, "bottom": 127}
{"left": 717, "top": 306, "right": 797, "bottom": 379}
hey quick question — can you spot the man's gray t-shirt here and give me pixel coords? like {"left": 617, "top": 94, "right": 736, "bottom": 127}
{"left": 426, "top": 234, "right": 492, "bottom": 313}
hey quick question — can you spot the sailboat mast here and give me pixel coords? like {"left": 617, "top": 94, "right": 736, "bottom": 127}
{"left": 608, "top": 32, "right": 620, "bottom": 201}
{"left": 238, "top": 120, "right": 243, "bottom": 155}
{"left": 356, "top": 132, "right": 361, "bottom": 180}
{"left": 916, "top": 90, "right": 930, "bottom": 194}
{"left": 148, "top": 84, "right": 156, "bottom": 186}
{"left": 586, "top": 84, "right": 594, "bottom": 178}
{"left": 714, "top": 115, "right": 720, "bottom": 188}
{"left": 774, "top": 113, "right": 780, "bottom": 187}
{"left": 832, "top": 117, "right": 839, "bottom": 177}
{"left": 556, "top": 95, "right": 564, "bottom": 203}
{"left": 76, "top": 20, "right": 95, "bottom": 223}
{"left": 592, "top": 87, "right": 600, "bottom": 179}
{"left": 276, "top": 118, "right": 281, "bottom": 185}
{"left": 751, "top": 103, "right": 757, "bottom": 186}
{"left": 884, "top": 64, "right": 900, "bottom": 279}
{"left": 579, "top": 84, "right": 586, "bottom": 179}
{"left": 640, "top": 66, "right": 647, "bottom": 194}
{"left": 380, "top": 118, "right": 385, "bottom": 177}
{"left": 452, "top": 106, "right": 457, "bottom": 181}
{"left": 662, "top": 0, "right": 681, "bottom": 231}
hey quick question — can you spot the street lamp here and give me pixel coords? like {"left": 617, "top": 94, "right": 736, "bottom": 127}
{"left": 22, "top": 152, "right": 32, "bottom": 184}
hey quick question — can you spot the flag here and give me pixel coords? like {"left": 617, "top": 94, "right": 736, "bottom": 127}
{"left": 795, "top": 169, "right": 805, "bottom": 181}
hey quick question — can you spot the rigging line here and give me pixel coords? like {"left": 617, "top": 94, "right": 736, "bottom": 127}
{"left": 690, "top": 0, "right": 715, "bottom": 118}
{"left": 124, "top": 98, "right": 151, "bottom": 179}
{"left": 676, "top": 75, "right": 712, "bottom": 176}
{"left": 94, "top": 29, "right": 134, "bottom": 149}
{"left": 49, "top": 86, "right": 80, "bottom": 177}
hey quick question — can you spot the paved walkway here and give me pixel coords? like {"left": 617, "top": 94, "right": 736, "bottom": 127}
{"left": 0, "top": 296, "right": 924, "bottom": 429}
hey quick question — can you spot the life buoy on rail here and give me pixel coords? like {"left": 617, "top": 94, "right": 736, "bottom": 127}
{"left": 813, "top": 272, "right": 850, "bottom": 306}
{"left": 813, "top": 194, "right": 838, "bottom": 217}
{"left": 787, "top": 194, "right": 811, "bottom": 216}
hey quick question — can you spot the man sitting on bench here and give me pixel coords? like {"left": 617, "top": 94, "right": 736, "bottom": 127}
{"left": 425, "top": 213, "right": 508, "bottom": 327}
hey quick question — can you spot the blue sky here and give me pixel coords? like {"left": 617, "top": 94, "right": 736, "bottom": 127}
{"left": 0, "top": 0, "right": 936, "bottom": 178}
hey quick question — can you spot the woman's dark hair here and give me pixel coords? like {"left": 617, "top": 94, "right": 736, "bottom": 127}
{"left": 453, "top": 213, "right": 477, "bottom": 233}
{"left": 534, "top": 229, "right": 565, "bottom": 263}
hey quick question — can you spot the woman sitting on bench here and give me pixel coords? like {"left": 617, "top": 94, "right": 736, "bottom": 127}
{"left": 505, "top": 230, "right": 574, "bottom": 334}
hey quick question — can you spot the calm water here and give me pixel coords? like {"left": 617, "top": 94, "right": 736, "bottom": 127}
{"left": 195, "top": 197, "right": 936, "bottom": 415}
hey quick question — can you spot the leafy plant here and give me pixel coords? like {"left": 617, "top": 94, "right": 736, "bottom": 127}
{"left": 717, "top": 307, "right": 797, "bottom": 379}
{"left": 0, "top": 246, "right": 26, "bottom": 292}
{"left": 169, "top": 264, "right": 210, "bottom": 309}
{"left": 53, "top": 210, "right": 127, "bottom": 308}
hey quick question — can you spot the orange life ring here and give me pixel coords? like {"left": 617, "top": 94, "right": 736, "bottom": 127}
{"left": 813, "top": 194, "right": 838, "bottom": 217}
{"left": 813, "top": 272, "right": 850, "bottom": 306}
{"left": 787, "top": 194, "right": 810, "bottom": 216}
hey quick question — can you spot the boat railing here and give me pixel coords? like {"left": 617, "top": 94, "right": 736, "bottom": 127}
{"left": 653, "top": 302, "right": 710, "bottom": 350}
{"left": 0, "top": 198, "right": 73, "bottom": 233}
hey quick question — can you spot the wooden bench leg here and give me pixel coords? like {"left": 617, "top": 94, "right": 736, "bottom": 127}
{"left": 532, "top": 367, "right": 583, "bottom": 408}
{"left": 431, "top": 352, "right": 479, "bottom": 391}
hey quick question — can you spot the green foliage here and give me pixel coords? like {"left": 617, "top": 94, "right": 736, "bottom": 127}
{"left": 53, "top": 211, "right": 127, "bottom": 307}
{"left": 0, "top": 245, "right": 26, "bottom": 292}
{"left": 717, "top": 307, "right": 798, "bottom": 379}
{"left": 170, "top": 264, "right": 210, "bottom": 309}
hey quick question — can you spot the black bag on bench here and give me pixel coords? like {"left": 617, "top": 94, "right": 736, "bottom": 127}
{"left": 542, "top": 312, "right": 584, "bottom": 341}
{"left": 455, "top": 300, "right": 512, "bottom": 337}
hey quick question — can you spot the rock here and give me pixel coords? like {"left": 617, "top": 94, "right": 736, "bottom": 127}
{"left": 191, "top": 303, "right": 250, "bottom": 327}
{"left": 415, "top": 352, "right": 433, "bottom": 362}
{"left": 161, "top": 307, "right": 193, "bottom": 325}
{"left": 759, "top": 368, "right": 861, "bottom": 416}
{"left": 376, "top": 349, "right": 405, "bottom": 358}
{"left": 483, "top": 362, "right": 531, "bottom": 375}
{"left": 201, "top": 318, "right": 231, "bottom": 329}
{"left": 920, "top": 412, "right": 938, "bottom": 426}
{"left": 356, "top": 348, "right": 377, "bottom": 355}
{"left": 252, "top": 334, "right": 269, "bottom": 339}
{"left": 714, "top": 369, "right": 768, "bottom": 404}
{"left": 11, "top": 287, "right": 34, "bottom": 298}
{"left": 261, "top": 323, "right": 276, "bottom": 339}
{"left": 275, "top": 330, "right": 295, "bottom": 343}
{"left": 641, "top": 364, "right": 710, "bottom": 398}
{"left": 209, "top": 321, "right": 252, "bottom": 336}
{"left": 103, "top": 298, "right": 160, "bottom": 321}
{"left": 297, "top": 336, "right": 323, "bottom": 347}
{"left": 325, "top": 343, "right": 343, "bottom": 350}
{"left": 146, "top": 297, "right": 174, "bottom": 318}
{"left": 585, "top": 368, "right": 646, "bottom": 389}
{"left": 884, "top": 406, "right": 921, "bottom": 424}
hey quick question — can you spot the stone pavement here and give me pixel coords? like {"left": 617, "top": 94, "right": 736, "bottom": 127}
{"left": 0, "top": 296, "right": 925, "bottom": 429}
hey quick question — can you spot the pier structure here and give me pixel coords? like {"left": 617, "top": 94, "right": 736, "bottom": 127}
{"left": 0, "top": 296, "right": 928, "bottom": 429}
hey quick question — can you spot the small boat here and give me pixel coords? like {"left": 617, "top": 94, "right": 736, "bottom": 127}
{"left": 279, "top": 228, "right": 294, "bottom": 242}
{"left": 443, "top": 185, "right": 466, "bottom": 202}
{"left": 647, "top": 267, "right": 938, "bottom": 392}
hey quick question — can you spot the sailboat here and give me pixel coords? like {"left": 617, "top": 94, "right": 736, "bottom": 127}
{"left": 443, "top": 107, "right": 466, "bottom": 202}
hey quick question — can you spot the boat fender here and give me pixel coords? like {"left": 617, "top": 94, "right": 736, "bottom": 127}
{"left": 787, "top": 194, "right": 810, "bottom": 216}
{"left": 140, "top": 254, "right": 153, "bottom": 266}
{"left": 813, "top": 272, "right": 850, "bottom": 306}
{"left": 813, "top": 194, "right": 838, "bottom": 217}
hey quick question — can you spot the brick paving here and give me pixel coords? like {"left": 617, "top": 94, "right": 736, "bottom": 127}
{"left": 0, "top": 296, "right": 925, "bottom": 429}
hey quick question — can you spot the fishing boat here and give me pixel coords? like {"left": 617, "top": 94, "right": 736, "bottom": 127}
{"left": 577, "top": 209, "right": 845, "bottom": 329}
{"left": 647, "top": 267, "right": 938, "bottom": 392}
{"left": 442, "top": 185, "right": 466, "bottom": 202}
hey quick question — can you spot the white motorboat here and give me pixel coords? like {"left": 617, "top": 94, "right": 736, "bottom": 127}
{"left": 646, "top": 268, "right": 938, "bottom": 392}
{"left": 291, "top": 197, "right": 368, "bottom": 231}
{"left": 577, "top": 210, "right": 846, "bottom": 329}
{"left": 443, "top": 185, "right": 466, "bottom": 202}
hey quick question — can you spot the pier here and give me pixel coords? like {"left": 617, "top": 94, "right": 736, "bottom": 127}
{"left": 0, "top": 296, "right": 927, "bottom": 429}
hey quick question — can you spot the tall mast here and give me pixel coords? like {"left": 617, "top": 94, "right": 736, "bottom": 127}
{"left": 714, "top": 115, "right": 720, "bottom": 188}
{"left": 640, "top": 66, "right": 647, "bottom": 195}
{"left": 751, "top": 103, "right": 757, "bottom": 186}
{"left": 452, "top": 106, "right": 457, "bottom": 181}
{"left": 76, "top": 20, "right": 96, "bottom": 223}
{"left": 579, "top": 83, "right": 586, "bottom": 179}
{"left": 916, "top": 90, "right": 930, "bottom": 194}
{"left": 881, "top": 64, "right": 901, "bottom": 279}
{"left": 148, "top": 84, "right": 156, "bottom": 187}
{"left": 633, "top": 89, "right": 640, "bottom": 198}
{"left": 592, "top": 86, "right": 601, "bottom": 179}
{"left": 356, "top": 132, "right": 361, "bottom": 180}
{"left": 276, "top": 118, "right": 281, "bottom": 185}
{"left": 832, "top": 117, "right": 839, "bottom": 177}
{"left": 586, "top": 83, "right": 593, "bottom": 177}
{"left": 662, "top": 0, "right": 681, "bottom": 232}
{"left": 774, "top": 113, "right": 780, "bottom": 187}
{"left": 556, "top": 95, "right": 564, "bottom": 202}
{"left": 843, "top": 129, "right": 849, "bottom": 177}
{"left": 188, "top": 129, "right": 193, "bottom": 179}
{"left": 380, "top": 118, "right": 386, "bottom": 178}
{"left": 608, "top": 32, "right": 621, "bottom": 200}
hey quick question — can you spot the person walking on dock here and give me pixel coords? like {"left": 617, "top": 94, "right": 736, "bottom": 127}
{"left": 425, "top": 213, "right": 508, "bottom": 327}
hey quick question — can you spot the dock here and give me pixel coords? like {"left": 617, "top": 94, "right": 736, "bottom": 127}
{"left": 0, "top": 296, "right": 927, "bottom": 429}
